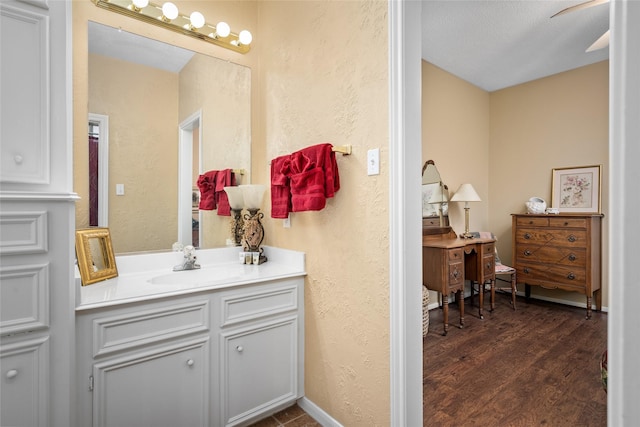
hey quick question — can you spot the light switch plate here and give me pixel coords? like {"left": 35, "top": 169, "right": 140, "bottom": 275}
{"left": 367, "top": 148, "right": 380, "bottom": 176}
{"left": 116, "top": 184, "right": 125, "bottom": 195}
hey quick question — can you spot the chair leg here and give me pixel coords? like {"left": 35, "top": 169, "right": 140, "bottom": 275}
{"left": 511, "top": 272, "right": 517, "bottom": 310}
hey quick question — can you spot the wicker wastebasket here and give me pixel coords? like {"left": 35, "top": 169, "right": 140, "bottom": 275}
{"left": 423, "top": 286, "right": 430, "bottom": 337}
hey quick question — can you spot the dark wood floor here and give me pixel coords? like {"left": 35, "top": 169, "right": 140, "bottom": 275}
{"left": 251, "top": 293, "right": 607, "bottom": 426}
{"left": 424, "top": 293, "right": 607, "bottom": 426}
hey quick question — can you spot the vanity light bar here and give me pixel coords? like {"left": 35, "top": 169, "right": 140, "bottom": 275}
{"left": 92, "top": 0, "right": 252, "bottom": 54}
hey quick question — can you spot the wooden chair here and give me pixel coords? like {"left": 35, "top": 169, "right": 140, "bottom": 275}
{"left": 470, "top": 232, "right": 517, "bottom": 310}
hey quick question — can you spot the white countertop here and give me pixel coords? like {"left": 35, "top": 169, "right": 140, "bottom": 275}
{"left": 77, "top": 246, "right": 306, "bottom": 311}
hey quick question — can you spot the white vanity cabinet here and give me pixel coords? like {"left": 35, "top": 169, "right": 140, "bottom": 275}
{"left": 217, "top": 279, "right": 304, "bottom": 426}
{"left": 76, "top": 274, "right": 304, "bottom": 427}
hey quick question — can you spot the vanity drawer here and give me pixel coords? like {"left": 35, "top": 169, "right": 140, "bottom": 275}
{"left": 516, "top": 216, "right": 549, "bottom": 227}
{"left": 448, "top": 261, "right": 464, "bottom": 287}
{"left": 92, "top": 300, "right": 210, "bottom": 357}
{"left": 219, "top": 281, "right": 299, "bottom": 327}
{"left": 448, "top": 248, "right": 463, "bottom": 261}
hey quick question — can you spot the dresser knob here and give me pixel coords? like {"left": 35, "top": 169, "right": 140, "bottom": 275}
{"left": 567, "top": 234, "right": 577, "bottom": 242}
{"left": 568, "top": 253, "right": 577, "bottom": 261}
{"left": 6, "top": 369, "right": 18, "bottom": 379}
{"left": 567, "top": 273, "right": 576, "bottom": 280}
{"left": 524, "top": 250, "right": 532, "bottom": 256}
{"left": 523, "top": 267, "right": 530, "bottom": 274}
{"left": 524, "top": 233, "right": 531, "bottom": 240}
{"left": 186, "top": 359, "right": 194, "bottom": 367}
{"left": 14, "top": 155, "right": 23, "bottom": 165}
{"left": 236, "top": 345, "right": 244, "bottom": 353}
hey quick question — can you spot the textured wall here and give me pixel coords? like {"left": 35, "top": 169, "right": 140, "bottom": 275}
{"left": 256, "top": 1, "right": 390, "bottom": 425}
{"left": 88, "top": 54, "right": 179, "bottom": 253}
{"left": 179, "top": 53, "right": 252, "bottom": 248}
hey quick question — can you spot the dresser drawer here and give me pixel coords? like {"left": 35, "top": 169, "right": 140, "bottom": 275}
{"left": 514, "top": 244, "right": 586, "bottom": 267}
{"left": 549, "top": 217, "right": 587, "bottom": 228}
{"left": 516, "top": 216, "right": 549, "bottom": 227}
{"left": 517, "top": 263, "right": 586, "bottom": 290}
{"left": 515, "top": 228, "right": 587, "bottom": 247}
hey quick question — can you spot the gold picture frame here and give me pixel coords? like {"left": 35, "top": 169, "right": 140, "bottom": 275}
{"left": 75, "top": 228, "right": 118, "bottom": 286}
{"left": 551, "top": 165, "right": 602, "bottom": 213}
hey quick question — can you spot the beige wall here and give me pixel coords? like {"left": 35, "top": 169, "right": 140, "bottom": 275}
{"left": 87, "top": 54, "right": 179, "bottom": 253}
{"left": 422, "top": 60, "right": 609, "bottom": 309}
{"left": 490, "top": 60, "right": 609, "bottom": 307}
{"left": 257, "top": 2, "right": 390, "bottom": 424}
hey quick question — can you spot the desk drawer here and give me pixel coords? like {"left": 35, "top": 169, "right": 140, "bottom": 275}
{"left": 448, "top": 248, "right": 463, "bottom": 262}
{"left": 448, "top": 261, "right": 464, "bottom": 287}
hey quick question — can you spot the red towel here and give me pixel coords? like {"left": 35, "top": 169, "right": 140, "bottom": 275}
{"left": 289, "top": 143, "right": 340, "bottom": 212}
{"left": 215, "top": 169, "right": 236, "bottom": 216}
{"left": 271, "top": 155, "right": 292, "bottom": 218}
{"left": 197, "top": 171, "right": 218, "bottom": 210}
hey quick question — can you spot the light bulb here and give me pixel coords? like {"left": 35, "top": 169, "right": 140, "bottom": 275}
{"left": 161, "top": 2, "right": 178, "bottom": 20}
{"left": 238, "top": 30, "right": 252, "bottom": 45}
{"left": 215, "top": 21, "right": 230, "bottom": 38}
{"left": 189, "top": 11, "right": 205, "bottom": 29}
{"left": 132, "top": 0, "right": 148, "bottom": 9}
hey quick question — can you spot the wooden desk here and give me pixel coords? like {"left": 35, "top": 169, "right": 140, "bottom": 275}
{"left": 422, "top": 236, "right": 496, "bottom": 335}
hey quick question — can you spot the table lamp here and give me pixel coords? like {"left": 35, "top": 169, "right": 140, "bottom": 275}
{"left": 450, "top": 183, "right": 481, "bottom": 239}
{"left": 223, "top": 186, "right": 244, "bottom": 246}
{"left": 240, "top": 184, "right": 267, "bottom": 264}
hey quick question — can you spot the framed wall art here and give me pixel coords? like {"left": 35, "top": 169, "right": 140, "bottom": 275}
{"left": 551, "top": 165, "right": 601, "bottom": 213}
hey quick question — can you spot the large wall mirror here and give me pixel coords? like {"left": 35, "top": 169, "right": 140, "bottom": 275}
{"left": 82, "top": 21, "right": 251, "bottom": 255}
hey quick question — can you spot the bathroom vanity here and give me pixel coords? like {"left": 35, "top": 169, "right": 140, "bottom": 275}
{"left": 75, "top": 246, "right": 305, "bottom": 427}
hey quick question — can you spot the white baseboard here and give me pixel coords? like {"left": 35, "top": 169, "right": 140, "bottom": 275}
{"left": 297, "top": 396, "right": 343, "bottom": 427}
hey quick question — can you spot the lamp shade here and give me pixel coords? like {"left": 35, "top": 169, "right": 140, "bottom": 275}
{"left": 223, "top": 186, "right": 244, "bottom": 210}
{"left": 240, "top": 184, "right": 266, "bottom": 209}
{"left": 450, "top": 183, "right": 481, "bottom": 203}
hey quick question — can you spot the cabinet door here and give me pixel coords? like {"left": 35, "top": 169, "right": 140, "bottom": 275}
{"left": 93, "top": 338, "right": 209, "bottom": 427}
{"left": 221, "top": 318, "right": 298, "bottom": 426}
{"left": 0, "top": 337, "right": 48, "bottom": 427}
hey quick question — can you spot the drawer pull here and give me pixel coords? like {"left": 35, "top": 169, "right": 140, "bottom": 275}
{"left": 523, "top": 267, "right": 530, "bottom": 274}
{"left": 568, "top": 253, "right": 577, "bottom": 261}
{"left": 524, "top": 233, "right": 531, "bottom": 240}
{"left": 567, "top": 273, "right": 576, "bottom": 280}
{"left": 236, "top": 345, "right": 244, "bottom": 353}
{"left": 567, "top": 234, "right": 577, "bottom": 242}
{"left": 6, "top": 369, "right": 18, "bottom": 379}
{"left": 524, "top": 250, "right": 532, "bottom": 256}
{"left": 486, "top": 262, "right": 492, "bottom": 270}
{"left": 186, "top": 359, "right": 195, "bottom": 367}
{"left": 452, "top": 268, "right": 460, "bottom": 279}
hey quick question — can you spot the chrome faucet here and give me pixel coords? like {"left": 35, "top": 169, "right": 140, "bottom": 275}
{"left": 173, "top": 245, "right": 201, "bottom": 271}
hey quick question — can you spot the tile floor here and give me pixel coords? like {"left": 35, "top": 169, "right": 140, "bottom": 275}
{"left": 248, "top": 404, "right": 320, "bottom": 427}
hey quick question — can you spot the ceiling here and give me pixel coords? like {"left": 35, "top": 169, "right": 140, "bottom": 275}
{"left": 88, "top": 21, "right": 194, "bottom": 73}
{"left": 422, "top": 0, "right": 610, "bottom": 92}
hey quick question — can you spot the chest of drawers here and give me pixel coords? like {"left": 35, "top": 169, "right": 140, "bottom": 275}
{"left": 511, "top": 214, "right": 603, "bottom": 318}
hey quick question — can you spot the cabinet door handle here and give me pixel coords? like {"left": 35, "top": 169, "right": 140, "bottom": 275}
{"left": 524, "top": 233, "right": 531, "bottom": 240}
{"left": 524, "top": 250, "right": 532, "bottom": 256}
{"left": 6, "top": 369, "right": 18, "bottom": 379}
{"left": 568, "top": 253, "right": 577, "bottom": 261}
{"left": 236, "top": 345, "right": 244, "bottom": 353}
{"left": 567, "top": 273, "right": 576, "bottom": 280}
{"left": 186, "top": 359, "right": 195, "bottom": 367}
{"left": 567, "top": 234, "right": 577, "bottom": 242}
